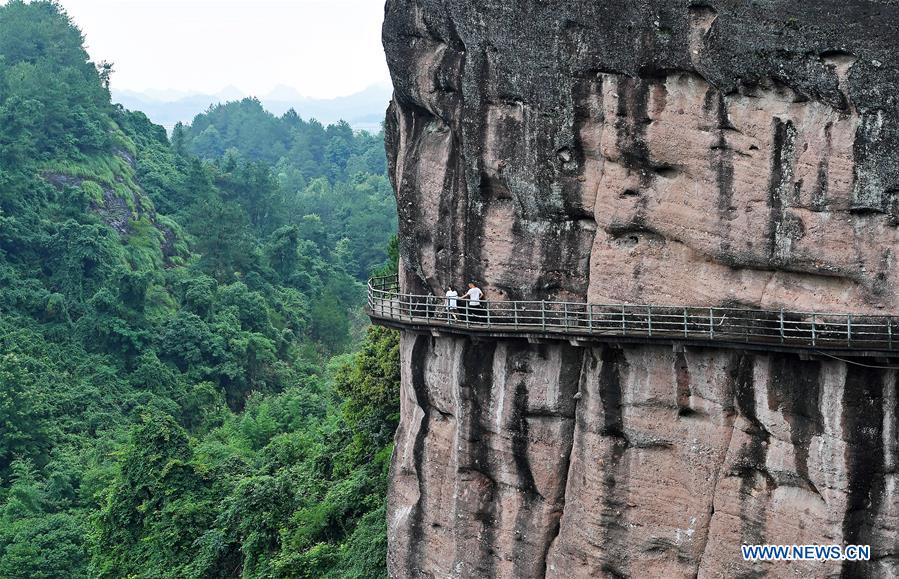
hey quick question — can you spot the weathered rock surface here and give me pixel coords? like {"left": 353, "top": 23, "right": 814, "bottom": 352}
{"left": 390, "top": 336, "right": 899, "bottom": 577}
{"left": 382, "top": 1, "right": 899, "bottom": 576}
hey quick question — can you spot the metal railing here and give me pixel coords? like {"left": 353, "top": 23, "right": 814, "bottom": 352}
{"left": 367, "top": 275, "right": 899, "bottom": 352}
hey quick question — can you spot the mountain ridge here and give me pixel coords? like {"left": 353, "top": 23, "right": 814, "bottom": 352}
{"left": 113, "top": 83, "right": 392, "bottom": 133}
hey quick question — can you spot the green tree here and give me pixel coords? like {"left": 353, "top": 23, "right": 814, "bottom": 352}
{"left": 309, "top": 289, "right": 351, "bottom": 353}
{"left": 0, "top": 353, "right": 51, "bottom": 475}
{"left": 93, "top": 412, "right": 208, "bottom": 578}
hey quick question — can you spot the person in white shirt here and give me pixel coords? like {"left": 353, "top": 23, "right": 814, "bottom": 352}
{"left": 445, "top": 286, "right": 458, "bottom": 319}
{"left": 462, "top": 282, "right": 484, "bottom": 321}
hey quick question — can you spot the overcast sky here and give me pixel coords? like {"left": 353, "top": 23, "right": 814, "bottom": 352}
{"left": 55, "top": 0, "right": 391, "bottom": 99}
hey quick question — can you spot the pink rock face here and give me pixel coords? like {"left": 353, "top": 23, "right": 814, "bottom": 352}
{"left": 585, "top": 72, "right": 895, "bottom": 313}
{"left": 390, "top": 336, "right": 898, "bottom": 578}
{"left": 389, "top": 63, "right": 899, "bottom": 313}
{"left": 382, "top": 1, "right": 899, "bottom": 577}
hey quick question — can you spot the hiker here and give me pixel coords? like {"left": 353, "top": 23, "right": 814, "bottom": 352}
{"left": 445, "top": 285, "right": 459, "bottom": 319}
{"left": 461, "top": 282, "right": 484, "bottom": 322}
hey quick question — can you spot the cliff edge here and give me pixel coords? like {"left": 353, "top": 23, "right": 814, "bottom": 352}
{"left": 382, "top": 1, "right": 899, "bottom": 576}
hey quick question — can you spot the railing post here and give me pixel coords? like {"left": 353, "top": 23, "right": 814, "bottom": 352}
{"left": 811, "top": 314, "right": 816, "bottom": 347}
{"left": 779, "top": 308, "right": 785, "bottom": 344}
{"left": 541, "top": 301, "right": 546, "bottom": 331}
{"left": 486, "top": 301, "right": 491, "bottom": 326}
{"left": 647, "top": 306, "right": 652, "bottom": 337}
{"left": 709, "top": 308, "right": 714, "bottom": 339}
{"left": 588, "top": 304, "right": 593, "bottom": 333}
{"left": 564, "top": 302, "right": 569, "bottom": 330}
{"left": 621, "top": 305, "right": 626, "bottom": 332}
{"left": 683, "top": 307, "right": 688, "bottom": 338}
{"left": 889, "top": 318, "right": 893, "bottom": 350}
{"left": 847, "top": 314, "right": 852, "bottom": 347}
{"left": 513, "top": 303, "right": 518, "bottom": 327}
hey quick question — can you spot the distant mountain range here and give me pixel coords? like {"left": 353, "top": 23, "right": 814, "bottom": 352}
{"left": 112, "top": 83, "right": 393, "bottom": 133}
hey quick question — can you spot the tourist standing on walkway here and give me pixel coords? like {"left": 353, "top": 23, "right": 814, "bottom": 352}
{"left": 445, "top": 286, "right": 458, "bottom": 319}
{"left": 462, "top": 282, "right": 483, "bottom": 322}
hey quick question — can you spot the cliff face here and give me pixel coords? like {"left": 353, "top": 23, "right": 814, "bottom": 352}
{"left": 382, "top": 1, "right": 899, "bottom": 576}
{"left": 389, "top": 337, "right": 898, "bottom": 577}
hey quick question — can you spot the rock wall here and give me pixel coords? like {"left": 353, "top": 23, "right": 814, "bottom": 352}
{"left": 382, "top": 1, "right": 899, "bottom": 576}
{"left": 389, "top": 335, "right": 898, "bottom": 577}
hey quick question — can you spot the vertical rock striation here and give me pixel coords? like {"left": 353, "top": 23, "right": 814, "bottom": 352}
{"left": 383, "top": 1, "right": 899, "bottom": 576}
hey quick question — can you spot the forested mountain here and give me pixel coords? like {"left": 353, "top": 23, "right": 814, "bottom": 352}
{"left": 174, "top": 99, "right": 395, "bottom": 280}
{"left": 0, "top": 1, "right": 397, "bottom": 577}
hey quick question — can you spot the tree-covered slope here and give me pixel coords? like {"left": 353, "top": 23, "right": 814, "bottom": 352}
{"left": 175, "top": 98, "right": 396, "bottom": 280}
{"left": 0, "top": 2, "right": 397, "bottom": 577}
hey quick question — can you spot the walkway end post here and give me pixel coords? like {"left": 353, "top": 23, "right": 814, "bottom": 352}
{"left": 847, "top": 314, "right": 852, "bottom": 348}
{"left": 779, "top": 309, "right": 785, "bottom": 344}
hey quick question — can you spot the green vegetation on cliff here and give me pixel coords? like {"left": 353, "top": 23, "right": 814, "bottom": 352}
{"left": 0, "top": 2, "right": 397, "bottom": 576}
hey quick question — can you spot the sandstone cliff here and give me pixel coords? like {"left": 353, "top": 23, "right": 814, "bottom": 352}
{"left": 382, "top": 1, "right": 899, "bottom": 576}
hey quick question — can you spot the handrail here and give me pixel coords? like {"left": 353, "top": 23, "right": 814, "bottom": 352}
{"left": 366, "top": 275, "right": 899, "bottom": 352}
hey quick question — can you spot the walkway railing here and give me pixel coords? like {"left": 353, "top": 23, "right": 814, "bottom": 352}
{"left": 367, "top": 275, "right": 899, "bottom": 352}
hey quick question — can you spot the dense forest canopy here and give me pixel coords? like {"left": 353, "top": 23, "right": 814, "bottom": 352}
{"left": 174, "top": 99, "right": 395, "bottom": 280}
{"left": 0, "top": 1, "right": 398, "bottom": 577}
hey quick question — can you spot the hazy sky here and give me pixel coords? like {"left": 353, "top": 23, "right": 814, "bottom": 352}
{"left": 54, "top": 0, "right": 391, "bottom": 98}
